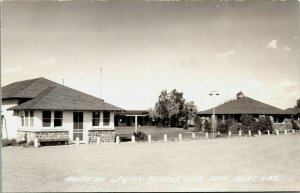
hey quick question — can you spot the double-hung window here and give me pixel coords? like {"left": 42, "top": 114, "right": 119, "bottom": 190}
{"left": 54, "top": 111, "right": 63, "bottom": 127}
{"left": 103, "top": 111, "right": 110, "bottom": 126}
{"left": 42, "top": 111, "right": 51, "bottom": 127}
{"left": 92, "top": 112, "right": 100, "bottom": 126}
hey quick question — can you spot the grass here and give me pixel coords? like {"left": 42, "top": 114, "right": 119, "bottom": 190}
{"left": 2, "top": 134, "right": 300, "bottom": 192}
{"left": 115, "top": 126, "right": 205, "bottom": 141}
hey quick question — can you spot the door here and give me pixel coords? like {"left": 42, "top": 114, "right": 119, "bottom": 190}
{"left": 73, "top": 112, "right": 83, "bottom": 141}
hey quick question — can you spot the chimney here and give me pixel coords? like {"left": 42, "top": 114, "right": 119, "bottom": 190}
{"left": 236, "top": 91, "right": 244, "bottom": 99}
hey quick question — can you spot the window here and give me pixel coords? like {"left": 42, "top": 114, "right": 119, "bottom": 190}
{"left": 25, "top": 111, "right": 29, "bottom": 126}
{"left": 21, "top": 112, "right": 25, "bottom": 126}
{"left": 30, "top": 111, "right": 34, "bottom": 127}
{"left": 54, "top": 111, "right": 63, "bottom": 127}
{"left": 92, "top": 111, "right": 100, "bottom": 126}
{"left": 43, "top": 111, "right": 51, "bottom": 127}
{"left": 103, "top": 111, "right": 110, "bottom": 126}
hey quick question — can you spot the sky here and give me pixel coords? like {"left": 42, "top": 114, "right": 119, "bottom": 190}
{"left": 1, "top": 0, "right": 300, "bottom": 111}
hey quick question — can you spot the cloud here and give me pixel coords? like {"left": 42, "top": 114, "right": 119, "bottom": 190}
{"left": 277, "top": 78, "right": 297, "bottom": 89}
{"left": 267, "top": 39, "right": 278, "bottom": 49}
{"left": 3, "top": 65, "right": 31, "bottom": 75}
{"left": 170, "top": 58, "right": 199, "bottom": 67}
{"left": 284, "top": 46, "right": 291, "bottom": 51}
{"left": 38, "top": 57, "right": 58, "bottom": 66}
{"left": 216, "top": 51, "right": 237, "bottom": 58}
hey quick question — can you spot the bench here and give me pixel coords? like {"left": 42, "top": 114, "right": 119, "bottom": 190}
{"left": 38, "top": 138, "right": 69, "bottom": 145}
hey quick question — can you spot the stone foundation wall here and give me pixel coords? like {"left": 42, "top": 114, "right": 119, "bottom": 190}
{"left": 273, "top": 123, "right": 292, "bottom": 133}
{"left": 17, "top": 130, "right": 69, "bottom": 143}
{"left": 88, "top": 130, "right": 115, "bottom": 144}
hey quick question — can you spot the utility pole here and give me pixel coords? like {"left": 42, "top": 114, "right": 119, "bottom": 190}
{"left": 209, "top": 91, "right": 220, "bottom": 138}
{"left": 100, "top": 68, "right": 102, "bottom": 98}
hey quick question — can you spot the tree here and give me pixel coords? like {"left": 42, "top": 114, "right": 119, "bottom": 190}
{"left": 153, "top": 89, "right": 198, "bottom": 127}
{"left": 154, "top": 89, "right": 182, "bottom": 127}
{"left": 295, "top": 98, "right": 300, "bottom": 108}
{"left": 182, "top": 101, "right": 198, "bottom": 129}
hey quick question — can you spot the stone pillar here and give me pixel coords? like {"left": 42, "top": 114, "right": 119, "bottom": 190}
{"left": 34, "top": 138, "right": 39, "bottom": 148}
{"left": 164, "top": 134, "right": 167, "bottom": 142}
{"left": 228, "top": 131, "right": 231, "bottom": 137}
{"left": 205, "top": 132, "right": 209, "bottom": 139}
{"left": 116, "top": 136, "right": 120, "bottom": 144}
{"left": 258, "top": 130, "right": 261, "bottom": 136}
{"left": 267, "top": 130, "right": 270, "bottom": 135}
{"left": 76, "top": 137, "right": 80, "bottom": 146}
{"left": 284, "top": 129, "right": 287, "bottom": 135}
{"left": 239, "top": 130, "right": 242, "bottom": 136}
{"left": 192, "top": 132, "right": 195, "bottom": 139}
{"left": 248, "top": 130, "right": 251, "bottom": 137}
{"left": 276, "top": 130, "right": 279, "bottom": 135}
{"left": 148, "top": 135, "right": 151, "bottom": 143}
{"left": 96, "top": 137, "right": 100, "bottom": 145}
{"left": 179, "top": 133, "right": 182, "bottom": 141}
{"left": 292, "top": 129, "right": 295, "bottom": 134}
{"left": 131, "top": 135, "right": 135, "bottom": 143}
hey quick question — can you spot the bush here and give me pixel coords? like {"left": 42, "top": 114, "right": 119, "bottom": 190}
{"left": 240, "top": 115, "right": 258, "bottom": 133}
{"left": 229, "top": 123, "right": 242, "bottom": 134}
{"left": 203, "top": 119, "right": 211, "bottom": 132}
{"left": 194, "top": 116, "right": 203, "bottom": 131}
{"left": 133, "top": 131, "right": 147, "bottom": 141}
{"left": 217, "top": 121, "right": 229, "bottom": 134}
{"left": 257, "top": 116, "right": 273, "bottom": 134}
{"left": 292, "top": 121, "right": 300, "bottom": 130}
{"left": 2, "top": 138, "right": 17, "bottom": 147}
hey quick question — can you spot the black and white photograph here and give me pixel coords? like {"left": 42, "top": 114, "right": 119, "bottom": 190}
{"left": 1, "top": 0, "right": 300, "bottom": 192}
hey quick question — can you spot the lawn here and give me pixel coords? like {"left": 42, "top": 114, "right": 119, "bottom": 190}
{"left": 115, "top": 126, "right": 204, "bottom": 141}
{"left": 2, "top": 134, "right": 300, "bottom": 192}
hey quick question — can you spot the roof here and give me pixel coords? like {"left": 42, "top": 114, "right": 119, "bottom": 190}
{"left": 198, "top": 96, "right": 288, "bottom": 115}
{"left": 116, "top": 110, "right": 149, "bottom": 116}
{"left": 3, "top": 77, "right": 124, "bottom": 111}
{"left": 284, "top": 108, "right": 300, "bottom": 115}
{"left": 2, "top": 77, "right": 60, "bottom": 99}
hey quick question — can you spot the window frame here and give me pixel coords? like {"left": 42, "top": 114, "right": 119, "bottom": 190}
{"left": 92, "top": 111, "right": 100, "bottom": 127}
{"left": 54, "top": 111, "right": 63, "bottom": 127}
{"left": 103, "top": 111, "right": 110, "bottom": 126}
{"left": 42, "top": 111, "right": 52, "bottom": 127}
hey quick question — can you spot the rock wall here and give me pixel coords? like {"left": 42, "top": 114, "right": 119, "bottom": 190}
{"left": 273, "top": 123, "right": 292, "bottom": 133}
{"left": 88, "top": 130, "right": 115, "bottom": 144}
{"left": 16, "top": 130, "right": 69, "bottom": 143}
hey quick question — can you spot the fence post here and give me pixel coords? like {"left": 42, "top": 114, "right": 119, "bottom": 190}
{"left": 228, "top": 131, "right": 231, "bottom": 137}
{"left": 179, "top": 133, "right": 182, "bottom": 141}
{"left": 292, "top": 129, "right": 295, "bottom": 134}
{"left": 284, "top": 129, "right": 287, "bottom": 135}
{"left": 239, "top": 130, "right": 242, "bottom": 136}
{"left": 258, "top": 130, "right": 261, "bottom": 136}
{"left": 76, "top": 137, "right": 80, "bottom": 146}
{"left": 116, "top": 136, "right": 120, "bottom": 144}
{"left": 148, "top": 135, "right": 151, "bottom": 143}
{"left": 192, "top": 132, "right": 195, "bottom": 139}
{"left": 164, "top": 134, "right": 167, "bottom": 142}
{"left": 131, "top": 135, "right": 135, "bottom": 143}
{"left": 248, "top": 130, "right": 251, "bottom": 137}
{"left": 267, "top": 130, "right": 270, "bottom": 135}
{"left": 34, "top": 138, "right": 39, "bottom": 148}
{"left": 276, "top": 129, "right": 279, "bottom": 135}
{"left": 96, "top": 137, "right": 101, "bottom": 145}
{"left": 205, "top": 132, "right": 209, "bottom": 139}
